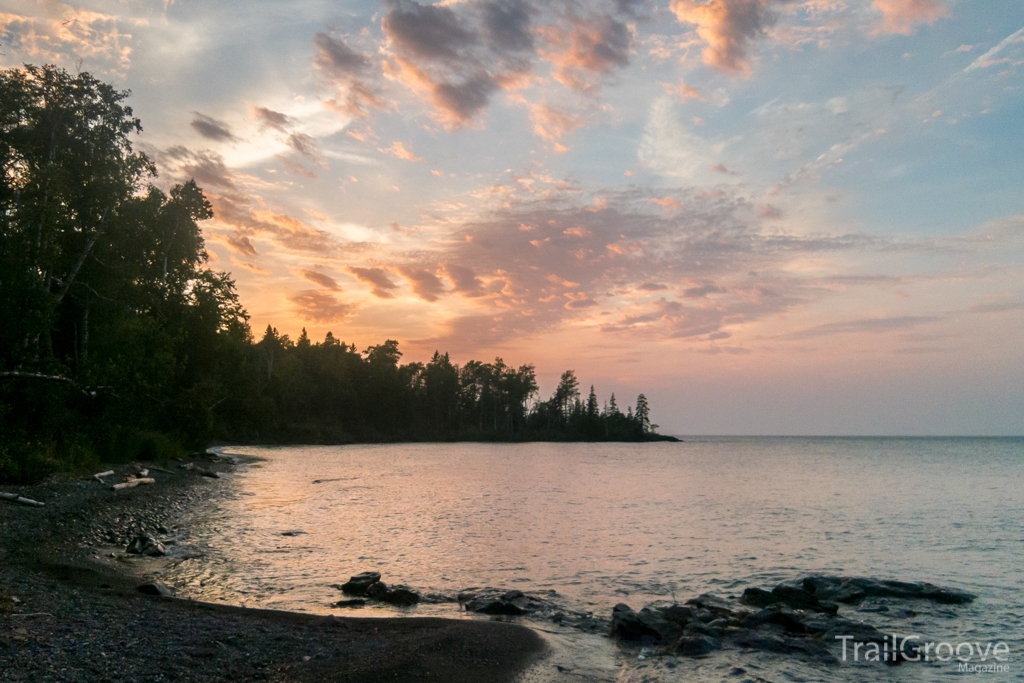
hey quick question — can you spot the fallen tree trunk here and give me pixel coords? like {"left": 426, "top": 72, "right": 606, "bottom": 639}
{"left": 110, "top": 478, "right": 155, "bottom": 491}
{"left": 0, "top": 493, "right": 45, "bottom": 507}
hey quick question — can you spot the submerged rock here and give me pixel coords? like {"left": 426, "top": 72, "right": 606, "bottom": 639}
{"left": 741, "top": 585, "right": 838, "bottom": 614}
{"left": 337, "top": 572, "right": 421, "bottom": 605}
{"left": 459, "top": 588, "right": 553, "bottom": 616}
{"left": 609, "top": 575, "right": 973, "bottom": 667}
{"left": 380, "top": 586, "right": 420, "bottom": 606}
{"left": 802, "top": 576, "right": 975, "bottom": 604}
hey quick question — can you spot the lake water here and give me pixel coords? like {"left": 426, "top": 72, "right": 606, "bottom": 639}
{"left": 162, "top": 438, "right": 1024, "bottom": 681}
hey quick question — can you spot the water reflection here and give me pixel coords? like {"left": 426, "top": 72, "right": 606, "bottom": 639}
{"left": 161, "top": 438, "right": 1024, "bottom": 681}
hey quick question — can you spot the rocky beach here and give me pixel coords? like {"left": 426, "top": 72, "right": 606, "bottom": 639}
{"left": 0, "top": 455, "right": 544, "bottom": 682}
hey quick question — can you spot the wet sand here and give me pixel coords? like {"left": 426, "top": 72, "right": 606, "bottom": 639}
{"left": 0, "top": 457, "right": 545, "bottom": 682}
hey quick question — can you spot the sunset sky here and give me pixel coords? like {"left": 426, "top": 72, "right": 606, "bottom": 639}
{"left": 3, "top": 0, "right": 1023, "bottom": 435}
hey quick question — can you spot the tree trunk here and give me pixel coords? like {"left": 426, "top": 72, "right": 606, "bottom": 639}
{"left": 54, "top": 207, "right": 108, "bottom": 306}
{"left": 80, "top": 304, "right": 89, "bottom": 368}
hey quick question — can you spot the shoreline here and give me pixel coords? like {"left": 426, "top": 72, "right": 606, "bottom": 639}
{"left": 0, "top": 454, "right": 546, "bottom": 682}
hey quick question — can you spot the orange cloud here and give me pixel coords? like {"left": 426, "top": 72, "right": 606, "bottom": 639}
{"left": 670, "top": 0, "right": 779, "bottom": 75}
{"left": 0, "top": 4, "right": 133, "bottom": 74}
{"left": 289, "top": 290, "right": 356, "bottom": 323}
{"left": 529, "top": 103, "right": 584, "bottom": 149}
{"left": 650, "top": 197, "right": 684, "bottom": 211}
{"left": 872, "top": 0, "right": 948, "bottom": 35}
{"left": 539, "top": 15, "right": 633, "bottom": 91}
{"left": 381, "top": 141, "right": 426, "bottom": 162}
{"left": 673, "top": 81, "right": 704, "bottom": 102}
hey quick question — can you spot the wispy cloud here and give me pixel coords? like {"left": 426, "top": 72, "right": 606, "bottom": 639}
{"left": 784, "top": 315, "right": 940, "bottom": 339}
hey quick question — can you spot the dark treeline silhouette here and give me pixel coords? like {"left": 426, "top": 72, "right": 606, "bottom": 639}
{"left": 0, "top": 64, "right": 670, "bottom": 483}
{"left": 239, "top": 328, "right": 662, "bottom": 444}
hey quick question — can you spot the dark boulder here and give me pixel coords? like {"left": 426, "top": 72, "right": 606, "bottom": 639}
{"left": 459, "top": 587, "right": 551, "bottom": 616}
{"left": 740, "top": 587, "right": 776, "bottom": 609}
{"left": 675, "top": 634, "right": 721, "bottom": 656}
{"left": 730, "top": 628, "right": 836, "bottom": 664}
{"left": 381, "top": 586, "right": 420, "bottom": 606}
{"left": 137, "top": 581, "right": 173, "bottom": 597}
{"left": 801, "top": 576, "right": 974, "bottom": 604}
{"left": 610, "top": 604, "right": 682, "bottom": 644}
{"left": 745, "top": 605, "right": 810, "bottom": 634}
{"left": 334, "top": 599, "right": 366, "bottom": 607}
{"left": 126, "top": 534, "right": 165, "bottom": 556}
{"left": 657, "top": 604, "right": 698, "bottom": 627}
{"left": 365, "top": 580, "right": 389, "bottom": 600}
{"left": 340, "top": 572, "right": 382, "bottom": 596}
{"left": 771, "top": 585, "right": 838, "bottom": 614}
{"left": 685, "top": 593, "right": 734, "bottom": 615}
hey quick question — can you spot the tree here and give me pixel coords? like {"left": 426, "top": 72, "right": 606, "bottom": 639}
{"left": 586, "top": 385, "right": 599, "bottom": 418}
{"left": 635, "top": 393, "right": 650, "bottom": 433}
{"left": 552, "top": 370, "right": 579, "bottom": 421}
{"left": 1, "top": 64, "right": 155, "bottom": 366}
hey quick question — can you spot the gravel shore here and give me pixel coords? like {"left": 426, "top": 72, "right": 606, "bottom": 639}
{"left": 0, "top": 456, "right": 545, "bottom": 682}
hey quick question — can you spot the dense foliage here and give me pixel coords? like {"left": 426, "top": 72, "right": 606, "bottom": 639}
{"left": 0, "top": 65, "right": 667, "bottom": 483}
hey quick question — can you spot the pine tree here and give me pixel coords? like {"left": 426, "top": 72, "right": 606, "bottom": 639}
{"left": 635, "top": 393, "right": 650, "bottom": 433}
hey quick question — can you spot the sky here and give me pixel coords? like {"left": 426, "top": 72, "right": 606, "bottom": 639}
{"left": 2, "top": 0, "right": 1023, "bottom": 435}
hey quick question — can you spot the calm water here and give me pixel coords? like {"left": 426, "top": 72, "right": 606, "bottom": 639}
{"left": 162, "top": 438, "right": 1024, "bottom": 681}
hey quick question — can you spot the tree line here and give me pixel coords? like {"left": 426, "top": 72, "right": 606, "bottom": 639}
{"left": 0, "top": 65, "right": 671, "bottom": 482}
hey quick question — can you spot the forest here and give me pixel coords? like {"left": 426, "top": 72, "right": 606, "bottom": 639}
{"left": 0, "top": 65, "right": 671, "bottom": 483}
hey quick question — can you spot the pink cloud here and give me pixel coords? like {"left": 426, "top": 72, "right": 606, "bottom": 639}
{"left": 670, "top": 0, "right": 780, "bottom": 74}
{"left": 872, "top": 0, "right": 948, "bottom": 36}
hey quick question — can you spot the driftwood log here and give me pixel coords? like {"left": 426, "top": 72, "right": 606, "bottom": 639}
{"left": 110, "top": 477, "right": 155, "bottom": 491}
{"left": 0, "top": 493, "right": 45, "bottom": 507}
{"left": 93, "top": 470, "right": 115, "bottom": 482}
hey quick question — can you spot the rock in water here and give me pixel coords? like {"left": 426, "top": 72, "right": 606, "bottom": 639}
{"left": 334, "top": 599, "right": 366, "bottom": 608}
{"left": 802, "top": 576, "right": 975, "bottom": 604}
{"left": 365, "top": 580, "right": 389, "bottom": 600}
{"left": 459, "top": 587, "right": 552, "bottom": 616}
{"left": 610, "top": 604, "right": 683, "bottom": 644}
{"left": 340, "top": 572, "right": 382, "bottom": 596}
{"left": 381, "top": 586, "right": 420, "bottom": 606}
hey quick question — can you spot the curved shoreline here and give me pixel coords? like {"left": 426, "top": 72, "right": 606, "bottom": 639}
{"left": 0, "top": 455, "right": 546, "bottom": 682}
